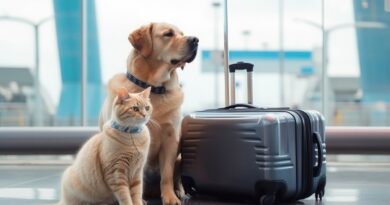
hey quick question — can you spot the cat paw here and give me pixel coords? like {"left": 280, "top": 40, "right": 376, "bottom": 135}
{"left": 162, "top": 192, "right": 181, "bottom": 205}
{"left": 132, "top": 200, "right": 145, "bottom": 205}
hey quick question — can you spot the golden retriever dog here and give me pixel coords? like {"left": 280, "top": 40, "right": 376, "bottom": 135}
{"left": 99, "top": 22, "right": 198, "bottom": 205}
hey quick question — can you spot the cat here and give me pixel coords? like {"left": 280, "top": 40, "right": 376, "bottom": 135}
{"left": 57, "top": 87, "right": 152, "bottom": 205}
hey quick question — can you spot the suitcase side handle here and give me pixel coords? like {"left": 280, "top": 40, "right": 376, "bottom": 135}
{"left": 313, "top": 132, "right": 324, "bottom": 177}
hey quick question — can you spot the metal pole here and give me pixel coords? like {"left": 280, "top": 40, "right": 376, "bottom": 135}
{"left": 223, "top": 0, "right": 230, "bottom": 106}
{"left": 321, "top": 0, "right": 326, "bottom": 120}
{"left": 279, "top": 0, "right": 285, "bottom": 106}
{"left": 3, "top": 126, "right": 390, "bottom": 155}
{"left": 81, "top": 0, "right": 87, "bottom": 126}
{"left": 33, "top": 25, "right": 42, "bottom": 126}
{"left": 323, "top": 32, "right": 328, "bottom": 121}
{"left": 213, "top": 2, "right": 221, "bottom": 108}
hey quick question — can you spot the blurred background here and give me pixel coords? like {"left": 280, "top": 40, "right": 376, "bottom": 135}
{"left": 0, "top": 0, "right": 389, "bottom": 127}
{"left": 0, "top": 1, "right": 390, "bottom": 204}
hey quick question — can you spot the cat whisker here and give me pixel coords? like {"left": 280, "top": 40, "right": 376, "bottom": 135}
{"left": 147, "top": 119, "right": 161, "bottom": 129}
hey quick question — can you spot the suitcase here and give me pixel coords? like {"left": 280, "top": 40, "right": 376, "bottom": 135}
{"left": 180, "top": 62, "right": 326, "bottom": 205}
{"left": 180, "top": 1, "right": 326, "bottom": 204}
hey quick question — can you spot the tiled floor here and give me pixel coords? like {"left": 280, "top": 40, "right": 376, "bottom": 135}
{"left": 0, "top": 163, "right": 390, "bottom": 205}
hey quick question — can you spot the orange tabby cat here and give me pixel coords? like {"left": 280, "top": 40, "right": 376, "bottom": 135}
{"left": 57, "top": 87, "right": 152, "bottom": 205}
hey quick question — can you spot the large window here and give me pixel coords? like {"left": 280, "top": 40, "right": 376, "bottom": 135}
{"left": 324, "top": 0, "right": 390, "bottom": 126}
{"left": 0, "top": 0, "right": 389, "bottom": 127}
{"left": 0, "top": 0, "right": 61, "bottom": 126}
{"left": 1, "top": 2, "right": 389, "bottom": 205}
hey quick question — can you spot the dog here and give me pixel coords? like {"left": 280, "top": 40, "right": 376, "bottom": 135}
{"left": 99, "top": 22, "right": 198, "bottom": 205}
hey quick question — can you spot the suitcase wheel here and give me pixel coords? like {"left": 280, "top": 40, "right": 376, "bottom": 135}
{"left": 315, "top": 179, "right": 326, "bottom": 201}
{"left": 315, "top": 189, "right": 324, "bottom": 201}
{"left": 259, "top": 195, "right": 275, "bottom": 205}
{"left": 181, "top": 176, "right": 197, "bottom": 197}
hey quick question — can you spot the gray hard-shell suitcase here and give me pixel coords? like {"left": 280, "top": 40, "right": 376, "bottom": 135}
{"left": 180, "top": 62, "right": 326, "bottom": 205}
{"left": 180, "top": 1, "right": 326, "bottom": 204}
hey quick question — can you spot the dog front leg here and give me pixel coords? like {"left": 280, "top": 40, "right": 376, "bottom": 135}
{"left": 159, "top": 125, "right": 181, "bottom": 205}
{"left": 174, "top": 156, "right": 185, "bottom": 198}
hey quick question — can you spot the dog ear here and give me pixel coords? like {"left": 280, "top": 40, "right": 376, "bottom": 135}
{"left": 128, "top": 23, "right": 154, "bottom": 58}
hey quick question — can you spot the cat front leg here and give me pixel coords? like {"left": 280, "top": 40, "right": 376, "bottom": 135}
{"left": 130, "top": 171, "right": 144, "bottom": 205}
{"left": 107, "top": 171, "right": 133, "bottom": 205}
{"left": 112, "top": 185, "right": 133, "bottom": 205}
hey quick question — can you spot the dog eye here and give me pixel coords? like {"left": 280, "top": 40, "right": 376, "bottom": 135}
{"left": 132, "top": 106, "right": 140, "bottom": 112}
{"left": 163, "top": 32, "right": 174, "bottom": 37}
{"left": 145, "top": 106, "right": 150, "bottom": 111}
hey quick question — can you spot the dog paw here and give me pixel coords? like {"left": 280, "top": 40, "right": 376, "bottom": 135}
{"left": 162, "top": 192, "right": 181, "bottom": 205}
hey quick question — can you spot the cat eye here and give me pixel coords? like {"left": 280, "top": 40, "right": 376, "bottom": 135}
{"left": 132, "top": 106, "right": 140, "bottom": 112}
{"left": 145, "top": 106, "right": 150, "bottom": 111}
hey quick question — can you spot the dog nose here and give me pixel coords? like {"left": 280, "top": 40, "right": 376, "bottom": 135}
{"left": 188, "top": 36, "right": 199, "bottom": 48}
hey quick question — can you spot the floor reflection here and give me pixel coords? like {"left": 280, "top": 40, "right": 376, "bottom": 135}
{"left": 0, "top": 164, "right": 389, "bottom": 205}
{"left": 0, "top": 188, "right": 57, "bottom": 200}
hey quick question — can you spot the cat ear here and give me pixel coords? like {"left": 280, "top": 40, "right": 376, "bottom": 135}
{"left": 140, "top": 87, "right": 151, "bottom": 98}
{"left": 116, "top": 87, "right": 130, "bottom": 104}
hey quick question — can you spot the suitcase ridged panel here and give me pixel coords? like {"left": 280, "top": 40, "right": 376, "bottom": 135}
{"left": 251, "top": 113, "right": 295, "bottom": 170}
{"left": 181, "top": 123, "right": 207, "bottom": 168}
{"left": 253, "top": 145, "right": 269, "bottom": 154}
{"left": 181, "top": 112, "right": 300, "bottom": 198}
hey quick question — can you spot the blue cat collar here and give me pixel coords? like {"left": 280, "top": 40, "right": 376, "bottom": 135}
{"left": 111, "top": 121, "right": 143, "bottom": 134}
{"left": 126, "top": 72, "right": 166, "bottom": 94}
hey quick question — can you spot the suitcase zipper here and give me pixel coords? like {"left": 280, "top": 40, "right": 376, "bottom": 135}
{"left": 293, "top": 110, "right": 315, "bottom": 199}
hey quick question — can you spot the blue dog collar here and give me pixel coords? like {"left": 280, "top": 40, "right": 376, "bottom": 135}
{"left": 111, "top": 121, "right": 143, "bottom": 134}
{"left": 126, "top": 72, "right": 166, "bottom": 94}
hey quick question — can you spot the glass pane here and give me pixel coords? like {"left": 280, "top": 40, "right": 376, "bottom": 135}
{"left": 325, "top": 0, "right": 390, "bottom": 126}
{"left": 283, "top": 0, "right": 323, "bottom": 111}
{"left": 0, "top": 0, "right": 88, "bottom": 126}
{"left": 54, "top": 0, "right": 83, "bottom": 126}
{"left": 3, "top": 0, "right": 388, "bottom": 127}
{"left": 227, "top": 0, "right": 323, "bottom": 110}
{"left": 95, "top": 0, "right": 324, "bottom": 115}
{"left": 228, "top": 1, "right": 281, "bottom": 107}
{"left": 83, "top": 0, "right": 104, "bottom": 126}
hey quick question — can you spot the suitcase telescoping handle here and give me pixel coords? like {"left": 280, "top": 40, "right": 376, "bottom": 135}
{"left": 229, "top": 61, "right": 254, "bottom": 105}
